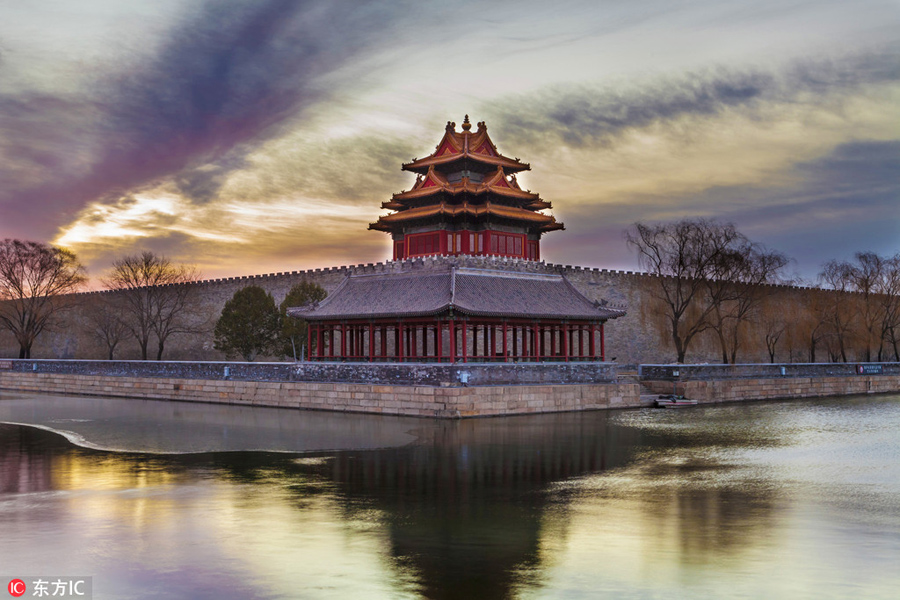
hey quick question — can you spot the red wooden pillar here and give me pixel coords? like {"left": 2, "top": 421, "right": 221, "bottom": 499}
{"left": 462, "top": 321, "right": 468, "bottom": 363}
{"left": 329, "top": 327, "right": 335, "bottom": 359}
{"left": 562, "top": 323, "right": 569, "bottom": 362}
{"left": 532, "top": 323, "right": 538, "bottom": 361}
{"left": 435, "top": 321, "right": 442, "bottom": 362}
{"left": 398, "top": 323, "right": 405, "bottom": 362}
{"left": 589, "top": 324, "right": 596, "bottom": 360}
{"left": 472, "top": 324, "right": 478, "bottom": 359}
{"left": 502, "top": 321, "right": 508, "bottom": 362}
{"left": 512, "top": 325, "right": 518, "bottom": 359}
{"left": 449, "top": 319, "right": 456, "bottom": 363}
{"left": 381, "top": 326, "right": 387, "bottom": 360}
{"left": 369, "top": 323, "right": 375, "bottom": 362}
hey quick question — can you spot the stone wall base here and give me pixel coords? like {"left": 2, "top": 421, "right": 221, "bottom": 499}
{"left": 0, "top": 372, "right": 641, "bottom": 418}
{"left": 642, "top": 375, "right": 900, "bottom": 402}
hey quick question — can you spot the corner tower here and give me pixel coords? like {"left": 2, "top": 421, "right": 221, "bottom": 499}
{"left": 369, "top": 116, "right": 564, "bottom": 261}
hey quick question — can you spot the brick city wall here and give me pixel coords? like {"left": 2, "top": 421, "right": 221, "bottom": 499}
{"left": 0, "top": 254, "right": 849, "bottom": 365}
{"left": 0, "top": 371, "right": 641, "bottom": 418}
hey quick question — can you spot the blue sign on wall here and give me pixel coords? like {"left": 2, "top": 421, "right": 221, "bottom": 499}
{"left": 857, "top": 364, "right": 884, "bottom": 375}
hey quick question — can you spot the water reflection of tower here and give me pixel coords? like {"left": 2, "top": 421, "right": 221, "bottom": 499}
{"left": 299, "top": 412, "right": 643, "bottom": 600}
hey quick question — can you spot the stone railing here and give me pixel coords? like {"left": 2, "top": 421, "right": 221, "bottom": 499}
{"left": 639, "top": 363, "right": 900, "bottom": 381}
{"left": 0, "top": 359, "right": 618, "bottom": 386}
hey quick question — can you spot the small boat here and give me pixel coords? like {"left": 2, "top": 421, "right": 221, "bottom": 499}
{"left": 655, "top": 395, "right": 698, "bottom": 408}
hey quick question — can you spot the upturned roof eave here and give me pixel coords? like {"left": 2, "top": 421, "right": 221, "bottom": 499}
{"left": 402, "top": 152, "right": 530, "bottom": 174}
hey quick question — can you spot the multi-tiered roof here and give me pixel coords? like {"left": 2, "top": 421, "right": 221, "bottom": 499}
{"left": 370, "top": 116, "right": 563, "bottom": 260}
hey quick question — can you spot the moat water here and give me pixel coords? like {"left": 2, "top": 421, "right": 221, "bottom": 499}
{"left": 1, "top": 392, "right": 899, "bottom": 599}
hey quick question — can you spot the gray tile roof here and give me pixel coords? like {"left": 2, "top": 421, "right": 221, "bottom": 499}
{"left": 289, "top": 268, "right": 625, "bottom": 321}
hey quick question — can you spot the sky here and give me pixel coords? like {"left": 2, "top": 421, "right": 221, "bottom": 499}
{"left": 1, "top": 0, "right": 898, "bottom": 284}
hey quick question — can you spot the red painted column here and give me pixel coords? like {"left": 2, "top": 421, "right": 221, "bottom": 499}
{"left": 589, "top": 324, "right": 596, "bottom": 360}
{"left": 398, "top": 323, "right": 405, "bottom": 362}
{"left": 449, "top": 319, "right": 456, "bottom": 363}
{"left": 562, "top": 324, "right": 569, "bottom": 362}
{"left": 462, "top": 321, "right": 468, "bottom": 363}
{"left": 369, "top": 323, "right": 375, "bottom": 362}
{"left": 435, "top": 321, "right": 442, "bottom": 362}
{"left": 502, "top": 321, "right": 508, "bottom": 362}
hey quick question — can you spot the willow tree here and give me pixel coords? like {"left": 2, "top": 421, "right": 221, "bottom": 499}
{"left": 704, "top": 242, "right": 789, "bottom": 363}
{"left": 626, "top": 219, "right": 742, "bottom": 363}
{"left": 0, "top": 239, "right": 87, "bottom": 358}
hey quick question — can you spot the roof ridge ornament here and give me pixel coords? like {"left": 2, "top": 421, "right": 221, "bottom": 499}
{"left": 446, "top": 120, "right": 456, "bottom": 132}
{"left": 461, "top": 114, "right": 472, "bottom": 131}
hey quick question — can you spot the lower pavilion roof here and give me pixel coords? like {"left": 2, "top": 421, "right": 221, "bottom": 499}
{"left": 288, "top": 267, "right": 626, "bottom": 321}
{"left": 368, "top": 201, "right": 564, "bottom": 232}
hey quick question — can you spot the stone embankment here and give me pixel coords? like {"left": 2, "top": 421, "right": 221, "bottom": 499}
{"left": 640, "top": 363, "right": 900, "bottom": 402}
{"left": 1, "top": 360, "right": 897, "bottom": 418}
{"left": 0, "top": 360, "right": 636, "bottom": 418}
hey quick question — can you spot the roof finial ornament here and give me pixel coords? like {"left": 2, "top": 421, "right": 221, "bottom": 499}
{"left": 477, "top": 121, "right": 486, "bottom": 132}
{"left": 461, "top": 114, "right": 471, "bottom": 131}
{"left": 445, "top": 120, "right": 456, "bottom": 132}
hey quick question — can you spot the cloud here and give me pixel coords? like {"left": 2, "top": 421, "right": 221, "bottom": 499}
{"left": 549, "top": 140, "right": 900, "bottom": 278}
{"left": 0, "top": 0, "right": 414, "bottom": 240}
{"left": 489, "top": 51, "right": 900, "bottom": 150}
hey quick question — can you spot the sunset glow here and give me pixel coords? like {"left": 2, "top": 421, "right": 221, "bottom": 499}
{"left": 1, "top": 0, "right": 897, "bottom": 281}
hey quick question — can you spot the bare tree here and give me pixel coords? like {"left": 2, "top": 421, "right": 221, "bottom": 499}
{"left": 102, "top": 251, "right": 200, "bottom": 360}
{"left": 0, "top": 239, "right": 87, "bottom": 358}
{"left": 83, "top": 294, "right": 130, "bottom": 360}
{"left": 879, "top": 255, "right": 900, "bottom": 361}
{"left": 845, "top": 252, "right": 884, "bottom": 362}
{"left": 759, "top": 296, "right": 789, "bottom": 363}
{"left": 819, "top": 260, "right": 861, "bottom": 362}
{"left": 627, "top": 219, "right": 749, "bottom": 363}
{"left": 705, "top": 243, "right": 789, "bottom": 363}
